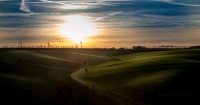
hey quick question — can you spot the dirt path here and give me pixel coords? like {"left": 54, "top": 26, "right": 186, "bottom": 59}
{"left": 71, "top": 71, "right": 128, "bottom": 105}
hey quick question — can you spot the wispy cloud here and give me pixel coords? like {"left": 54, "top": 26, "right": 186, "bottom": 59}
{"left": 149, "top": 0, "right": 174, "bottom": 2}
{"left": 0, "top": 12, "right": 60, "bottom": 17}
{"left": 135, "top": 14, "right": 195, "bottom": 27}
{"left": 0, "top": 0, "right": 11, "bottom": 1}
{"left": 40, "top": 0, "right": 65, "bottom": 5}
{"left": 94, "top": 11, "right": 122, "bottom": 21}
{"left": 167, "top": 2, "right": 200, "bottom": 7}
{"left": 149, "top": 0, "right": 200, "bottom": 7}
{"left": 0, "top": 13, "right": 33, "bottom": 17}
{"left": 1, "top": 0, "right": 200, "bottom": 46}
{"left": 20, "top": 0, "right": 32, "bottom": 13}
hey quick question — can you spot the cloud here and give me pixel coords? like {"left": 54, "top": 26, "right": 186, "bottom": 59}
{"left": 166, "top": 2, "right": 200, "bottom": 7}
{"left": 149, "top": 0, "right": 200, "bottom": 7}
{"left": 38, "top": 0, "right": 113, "bottom": 10}
{"left": 1, "top": 0, "right": 200, "bottom": 46}
{"left": 136, "top": 14, "right": 195, "bottom": 27}
{"left": 20, "top": 0, "right": 32, "bottom": 13}
{"left": 148, "top": 0, "right": 174, "bottom": 2}
{"left": 39, "top": 0, "right": 65, "bottom": 5}
{"left": 93, "top": 11, "right": 122, "bottom": 21}
{"left": 0, "top": 13, "right": 33, "bottom": 17}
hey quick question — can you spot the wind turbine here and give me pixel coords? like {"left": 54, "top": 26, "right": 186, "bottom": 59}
{"left": 19, "top": 41, "right": 22, "bottom": 48}
{"left": 47, "top": 42, "right": 51, "bottom": 48}
{"left": 75, "top": 43, "right": 78, "bottom": 48}
{"left": 80, "top": 41, "right": 83, "bottom": 48}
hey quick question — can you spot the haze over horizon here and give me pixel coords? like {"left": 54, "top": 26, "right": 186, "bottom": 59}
{"left": 0, "top": 0, "right": 200, "bottom": 48}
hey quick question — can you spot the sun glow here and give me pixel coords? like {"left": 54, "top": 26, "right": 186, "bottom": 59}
{"left": 60, "top": 15, "right": 96, "bottom": 43}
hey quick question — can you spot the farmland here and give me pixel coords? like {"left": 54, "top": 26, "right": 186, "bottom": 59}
{"left": 72, "top": 49, "right": 199, "bottom": 105}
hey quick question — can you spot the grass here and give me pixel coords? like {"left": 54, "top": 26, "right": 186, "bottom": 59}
{"left": 72, "top": 49, "right": 199, "bottom": 105}
{"left": 0, "top": 49, "right": 118, "bottom": 105}
{"left": 33, "top": 50, "right": 110, "bottom": 66}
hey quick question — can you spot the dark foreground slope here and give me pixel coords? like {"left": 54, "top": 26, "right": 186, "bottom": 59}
{"left": 0, "top": 49, "right": 119, "bottom": 105}
{"left": 73, "top": 49, "right": 199, "bottom": 105}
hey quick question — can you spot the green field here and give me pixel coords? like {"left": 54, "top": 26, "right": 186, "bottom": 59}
{"left": 72, "top": 49, "right": 199, "bottom": 105}
{"left": 0, "top": 49, "right": 119, "bottom": 105}
{"left": 0, "top": 49, "right": 198, "bottom": 105}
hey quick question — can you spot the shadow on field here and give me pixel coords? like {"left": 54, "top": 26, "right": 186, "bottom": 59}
{"left": 0, "top": 76, "right": 120, "bottom": 105}
{"left": 0, "top": 49, "right": 120, "bottom": 105}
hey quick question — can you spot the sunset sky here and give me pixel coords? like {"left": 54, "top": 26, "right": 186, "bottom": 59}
{"left": 0, "top": 0, "right": 200, "bottom": 48}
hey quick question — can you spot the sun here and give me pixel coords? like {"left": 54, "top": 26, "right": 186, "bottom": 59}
{"left": 60, "top": 15, "right": 96, "bottom": 43}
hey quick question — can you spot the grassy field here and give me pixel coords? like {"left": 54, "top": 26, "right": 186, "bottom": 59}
{"left": 0, "top": 49, "right": 121, "bottom": 105}
{"left": 72, "top": 49, "right": 199, "bottom": 105}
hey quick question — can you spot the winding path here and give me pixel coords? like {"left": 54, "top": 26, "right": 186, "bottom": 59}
{"left": 71, "top": 69, "right": 126, "bottom": 105}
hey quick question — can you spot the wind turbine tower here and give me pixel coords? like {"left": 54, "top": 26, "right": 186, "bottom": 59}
{"left": 19, "top": 41, "right": 22, "bottom": 48}
{"left": 47, "top": 42, "right": 51, "bottom": 48}
{"left": 80, "top": 41, "right": 83, "bottom": 48}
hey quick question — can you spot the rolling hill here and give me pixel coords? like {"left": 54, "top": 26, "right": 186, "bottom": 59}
{"left": 0, "top": 49, "right": 117, "bottom": 105}
{"left": 72, "top": 49, "right": 199, "bottom": 105}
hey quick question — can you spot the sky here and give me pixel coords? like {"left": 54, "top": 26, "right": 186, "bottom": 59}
{"left": 0, "top": 0, "right": 200, "bottom": 48}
